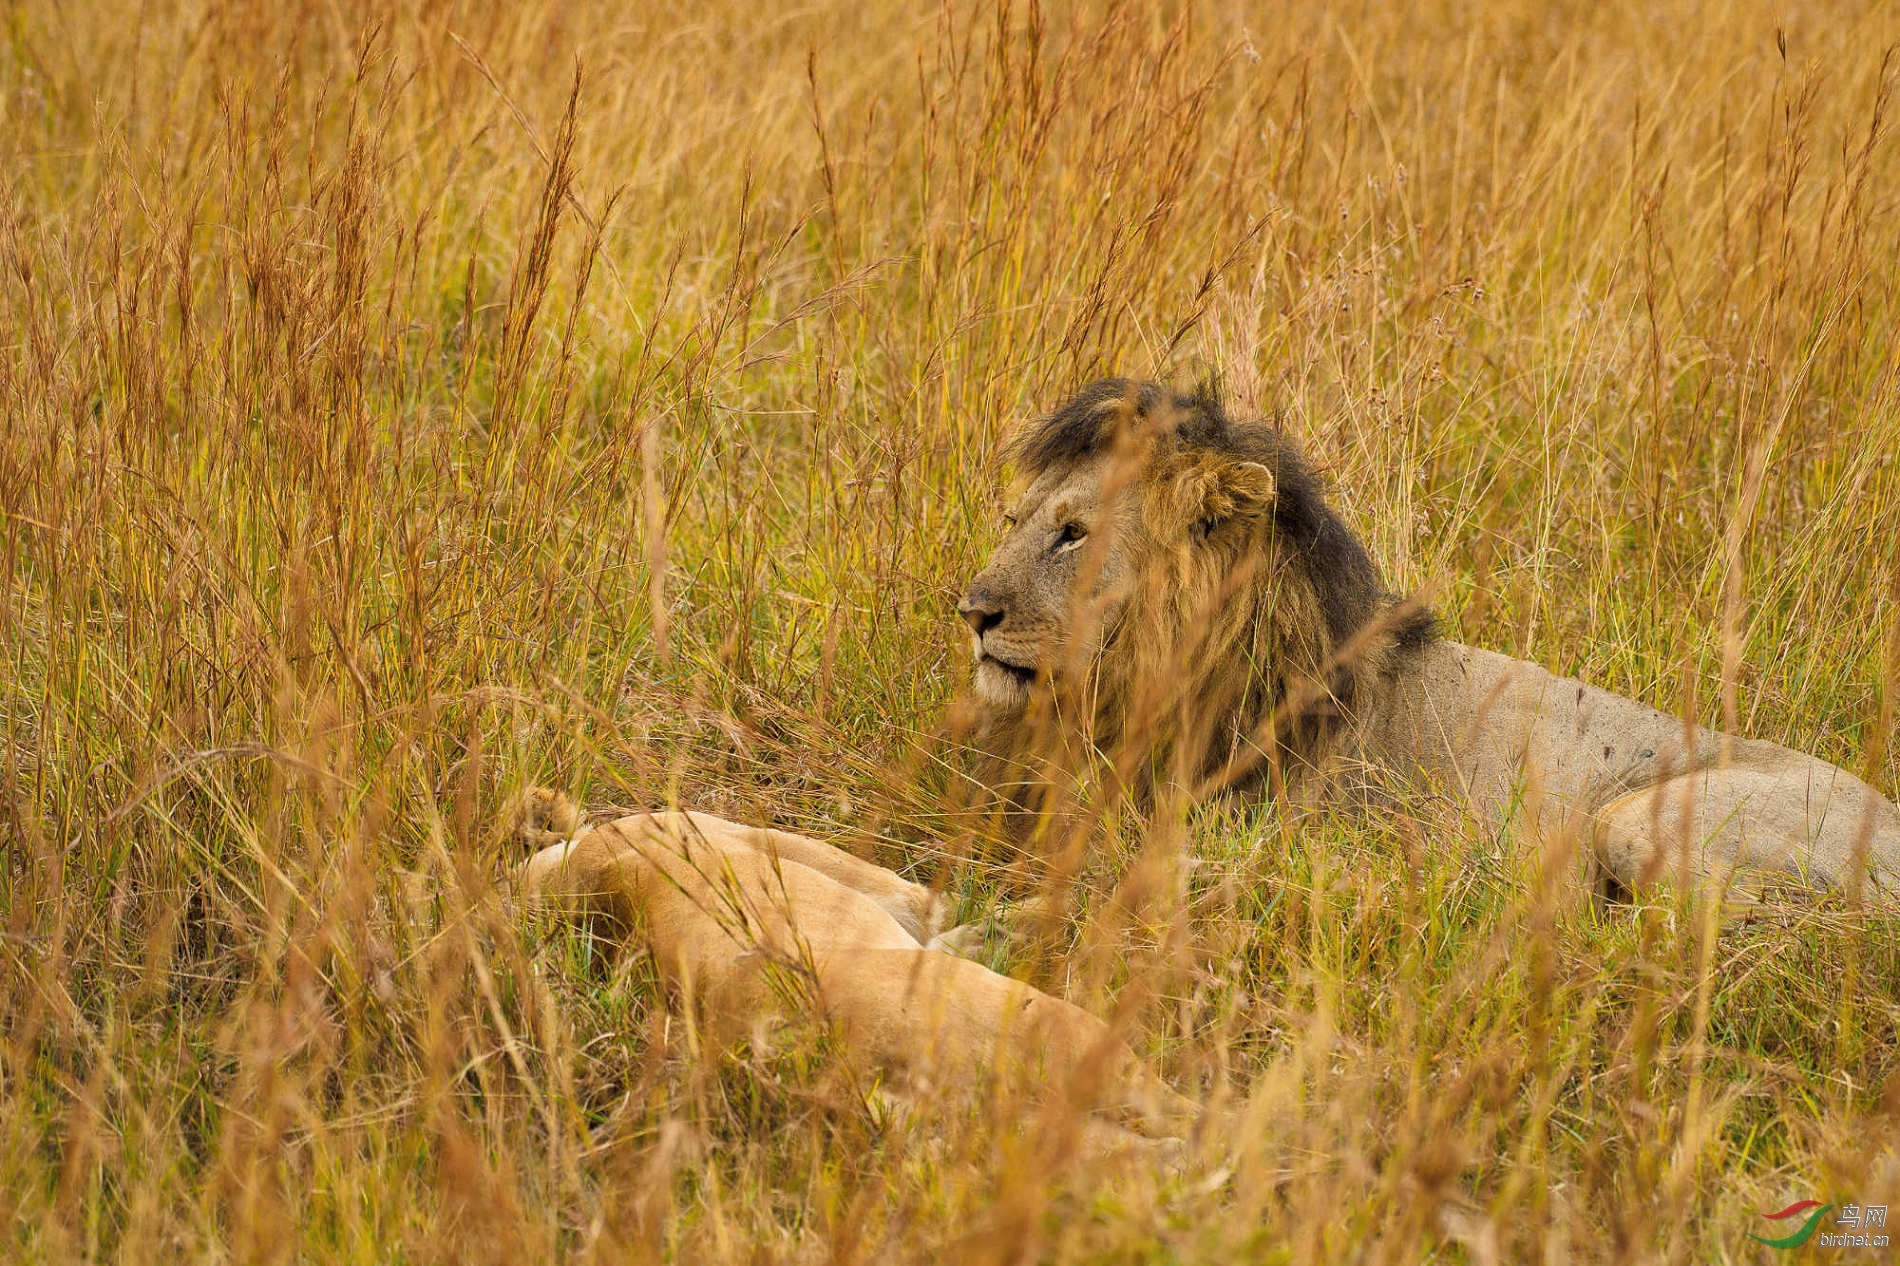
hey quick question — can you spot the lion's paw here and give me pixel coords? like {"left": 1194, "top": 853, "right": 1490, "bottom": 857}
{"left": 925, "top": 919, "right": 991, "bottom": 959}
{"left": 926, "top": 895, "right": 1065, "bottom": 960}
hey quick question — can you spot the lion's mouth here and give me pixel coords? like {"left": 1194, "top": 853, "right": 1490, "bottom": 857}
{"left": 979, "top": 652, "right": 1037, "bottom": 685}
{"left": 973, "top": 649, "right": 1038, "bottom": 708}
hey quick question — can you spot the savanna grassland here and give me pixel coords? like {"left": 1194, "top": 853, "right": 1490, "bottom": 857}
{"left": 4, "top": 0, "right": 1900, "bottom": 1261}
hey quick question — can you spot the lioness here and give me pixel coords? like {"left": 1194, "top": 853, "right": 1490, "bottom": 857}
{"left": 514, "top": 791, "right": 1194, "bottom": 1137}
{"left": 959, "top": 378, "right": 1899, "bottom": 904}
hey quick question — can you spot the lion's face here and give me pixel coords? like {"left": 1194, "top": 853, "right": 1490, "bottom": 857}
{"left": 958, "top": 431, "right": 1283, "bottom": 722}
{"left": 956, "top": 378, "right": 1426, "bottom": 802}
{"left": 958, "top": 456, "right": 1141, "bottom": 715}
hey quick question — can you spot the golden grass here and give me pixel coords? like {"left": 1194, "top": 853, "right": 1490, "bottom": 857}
{"left": 3, "top": 0, "right": 1899, "bottom": 1260}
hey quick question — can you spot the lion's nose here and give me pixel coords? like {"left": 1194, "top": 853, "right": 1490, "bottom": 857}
{"left": 959, "top": 585, "right": 1006, "bottom": 636}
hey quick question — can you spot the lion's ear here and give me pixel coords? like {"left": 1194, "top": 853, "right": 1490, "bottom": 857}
{"left": 1179, "top": 458, "right": 1276, "bottom": 537}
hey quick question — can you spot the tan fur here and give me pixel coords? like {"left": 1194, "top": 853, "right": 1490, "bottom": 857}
{"left": 963, "top": 379, "right": 1900, "bottom": 903}
{"left": 516, "top": 799, "right": 1196, "bottom": 1134}
{"left": 1362, "top": 642, "right": 1900, "bottom": 903}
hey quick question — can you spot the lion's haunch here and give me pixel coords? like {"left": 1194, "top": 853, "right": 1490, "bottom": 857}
{"left": 1361, "top": 641, "right": 1900, "bottom": 902}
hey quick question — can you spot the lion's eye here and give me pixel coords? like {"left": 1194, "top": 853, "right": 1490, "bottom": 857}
{"left": 1055, "top": 521, "right": 1087, "bottom": 550}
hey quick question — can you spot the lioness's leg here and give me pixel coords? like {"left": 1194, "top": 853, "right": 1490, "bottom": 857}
{"left": 520, "top": 813, "right": 1193, "bottom": 1135}
{"left": 669, "top": 811, "right": 950, "bottom": 943}
{"left": 516, "top": 791, "right": 948, "bottom": 943}
{"left": 1592, "top": 761, "right": 1898, "bottom": 901}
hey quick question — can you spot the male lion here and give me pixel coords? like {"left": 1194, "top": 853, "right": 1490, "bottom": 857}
{"left": 959, "top": 378, "right": 1899, "bottom": 904}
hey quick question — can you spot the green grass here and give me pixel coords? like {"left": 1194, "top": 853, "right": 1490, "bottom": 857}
{"left": 2, "top": 0, "right": 1898, "bottom": 1260}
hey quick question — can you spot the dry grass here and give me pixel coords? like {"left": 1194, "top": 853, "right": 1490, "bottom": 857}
{"left": 3, "top": 0, "right": 1900, "bottom": 1261}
